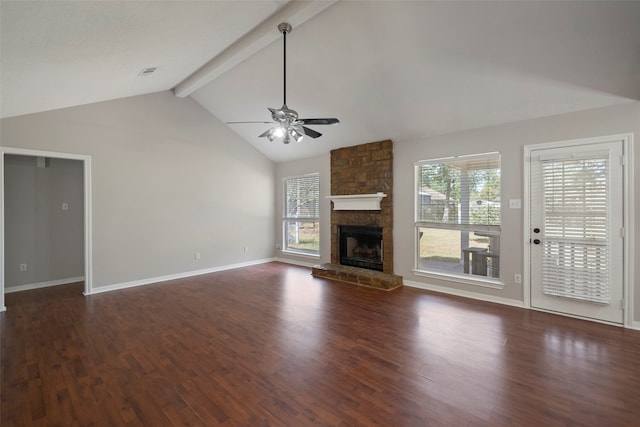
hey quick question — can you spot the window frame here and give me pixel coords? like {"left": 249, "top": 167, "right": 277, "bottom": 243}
{"left": 414, "top": 152, "right": 503, "bottom": 287}
{"left": 282, "top": 173, "right": 320, "bottom": 257}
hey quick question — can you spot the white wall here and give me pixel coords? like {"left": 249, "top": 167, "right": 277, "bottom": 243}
{"left": 275, "top": 154, "right": 331, "bottom": 266}
{"left": 1, "top": 91, "right": 275, "bottom": 290}
{"left": 394, "top": 101, "right": 639, "bottom": 320}
{"left": 4, "top": 155, "right": 84, "bottom": 288}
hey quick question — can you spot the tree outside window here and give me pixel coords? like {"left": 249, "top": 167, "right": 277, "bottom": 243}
{"left": 416, "top": 153, "right": 501, "bottom": 279}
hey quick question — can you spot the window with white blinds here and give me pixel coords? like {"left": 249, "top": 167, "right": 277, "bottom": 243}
{"left": 540, "top": 156, "right": 610, "bottom": 303}
{"left": 283, "top": 174, "right": 320, "bottom": 255}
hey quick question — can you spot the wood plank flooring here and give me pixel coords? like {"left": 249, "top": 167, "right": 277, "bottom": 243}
{"left": 2, "top": 262, "right": 640, "bottom": 426}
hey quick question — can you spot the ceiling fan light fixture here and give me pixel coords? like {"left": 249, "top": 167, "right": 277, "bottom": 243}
{"left": 263, "top": 128, "right": 277, "bottom": 142}
{"left": 289, "top": 127, "right": 304, "bottom": 143}
{"left": 227, "top": 22, "right": 339, "bottom": 145}
{"left": 273, "top": 126, "right": 285, "bottom": 138}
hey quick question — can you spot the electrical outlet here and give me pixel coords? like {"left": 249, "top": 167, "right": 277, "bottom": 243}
{"left": 195, "top": 252, "right": 201, "bottom": 260}
{"left": 514, "top": 274, "right": 522, "bottom": 284}
{"left": 244, "top": 246, "right": 249, "bottom": 254}
{"left": 20, "top": 263, "right": 27, "bottom": 272}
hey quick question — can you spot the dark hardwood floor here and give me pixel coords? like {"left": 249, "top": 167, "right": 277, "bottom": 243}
{"left": 2, "top": 262, "right": 640, "bottom": 426}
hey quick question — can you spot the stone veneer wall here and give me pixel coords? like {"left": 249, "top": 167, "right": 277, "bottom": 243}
{"left": 330, "top": 140, "right": 394, "bottom": 274}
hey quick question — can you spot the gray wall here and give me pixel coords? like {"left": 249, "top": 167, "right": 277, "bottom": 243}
{"left": 277, "top": 101, "right": 640, "bottom": 322}
{"left": 2, "top": 89, "right": 637, "bottom": 322}
{"left": 4, "top": 155, "right": 84, "bottom": 288}
{"left": 1, "top": 91, "right": 275, "bottom": 290}
{"left": 394, "top": 101, "right": 639, "bottom": 320}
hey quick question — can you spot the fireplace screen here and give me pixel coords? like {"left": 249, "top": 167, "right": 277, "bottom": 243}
{"left": 339, "top": 225, "right": 383, "bottom": 271}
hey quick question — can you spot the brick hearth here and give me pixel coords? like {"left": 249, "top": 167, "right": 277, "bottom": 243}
{"left": 312, "top": 263, "right": 402, "bottom": 291}
{"left": 312, "top": 140, "right": 403, "bottom": 289}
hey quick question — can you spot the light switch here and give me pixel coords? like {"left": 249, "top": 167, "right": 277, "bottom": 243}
{"left": 509, "top": 199, "right": 521, "bottom": 209}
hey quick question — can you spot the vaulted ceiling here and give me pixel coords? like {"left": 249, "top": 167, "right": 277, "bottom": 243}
{"left": 2, "top": 1, "right": 639, "bottom": 162}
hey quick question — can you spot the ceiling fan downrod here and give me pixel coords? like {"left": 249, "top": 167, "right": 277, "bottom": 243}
{"left": 278, "top": 22, "right": 291, "bottom": 107}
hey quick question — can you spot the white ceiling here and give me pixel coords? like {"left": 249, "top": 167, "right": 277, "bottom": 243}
{"left": 2, "top": 1, "right": 639, "bottom": 162}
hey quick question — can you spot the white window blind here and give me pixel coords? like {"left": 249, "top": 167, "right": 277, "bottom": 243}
{"left": 285, "top": 174, "right": 319, "bottom": 219}
{"left": 541, "top": 157, "right": 610, "bottom": 304}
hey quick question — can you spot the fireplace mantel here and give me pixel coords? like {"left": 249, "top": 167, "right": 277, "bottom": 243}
{"left": 327, "top": 193, "right": 387, "bottom": 211}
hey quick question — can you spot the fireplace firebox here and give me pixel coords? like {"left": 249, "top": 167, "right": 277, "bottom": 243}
{"left": 339, "top": 225, "right": 383, "bottom": 271}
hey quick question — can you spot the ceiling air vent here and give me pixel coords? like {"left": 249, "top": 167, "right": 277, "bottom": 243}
{"left": 138, "top": 67, "right": 158, "bottom": 77}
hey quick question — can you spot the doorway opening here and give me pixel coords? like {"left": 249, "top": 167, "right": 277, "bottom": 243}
{"left": 524, "top": 134, "right": 633, "bottom": 326}
{"left": 1, "top": 148, "right": 92, "bottom": 311}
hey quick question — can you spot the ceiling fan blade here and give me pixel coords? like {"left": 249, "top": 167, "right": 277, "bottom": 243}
{"left": 298, "top": 118, "right": 340, "bottom": 126}
{"left": 226, "top": 121, "right": 274, "bottom": 124}
{"left": 302, "top": 126, "right": 322, "bottom": 138}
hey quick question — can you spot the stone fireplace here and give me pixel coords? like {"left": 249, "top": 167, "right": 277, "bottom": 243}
{"left": 312, "top": 140, "right": 402, "bottom": 290}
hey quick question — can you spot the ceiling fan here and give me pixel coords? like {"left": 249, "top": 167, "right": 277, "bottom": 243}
{"left": 227, "top": 22, "right": 339, "bottom": 144}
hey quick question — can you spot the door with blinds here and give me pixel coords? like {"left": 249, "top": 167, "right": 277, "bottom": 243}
{"left": 529, "top": 140, "right": 624, "bottom": 324}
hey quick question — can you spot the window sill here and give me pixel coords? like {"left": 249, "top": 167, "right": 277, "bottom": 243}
{"left": 412, "top": 269, "right": 504, "bottom": 289}
{"left": 281, "top": 250, "right": 320, "bottom": 259}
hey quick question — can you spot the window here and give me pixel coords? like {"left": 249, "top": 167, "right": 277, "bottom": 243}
{"left": 415, "top": 153, "right": 501, "bottom": 280}
{"left": 283, "top": 173, "right": 320, "bottom": 256}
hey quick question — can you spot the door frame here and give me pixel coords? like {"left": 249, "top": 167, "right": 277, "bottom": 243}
{"left": 1, "top": 147, "right": 93, "bottom": 311}
{"left": 523, "top": 133, "right": 634, "bottom": 327}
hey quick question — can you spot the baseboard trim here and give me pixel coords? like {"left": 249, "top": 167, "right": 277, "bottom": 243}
{"left": 403, "top": 279, "right": 525, "bottom": 308}
{"left": 87, "top": 258, "right": 275, "bottom": 295}
{"left": 274, "top": 257, "right": 318, "bottom": 268}
{"left": 405, "top": 279, "right": 640, "bottom": 329}
{"left": 5, "top": 277, "right": 85, "bottom": 294}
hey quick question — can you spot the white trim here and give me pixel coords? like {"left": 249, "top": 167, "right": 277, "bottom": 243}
{"left": 523, "top": 144, "right": 532, "bottom": 310}
{"left": 631, "top": 321, "right": 640, "bottom": 331}
{"left": 523, "top": 133, "right": 634, "bottom": 327}
{"left": 327, "top": 193, "right": 387, "bottom": 211}
{"left": 623, "top": 137, "right": 635, "bottom": 328}
{"left": 83, "top": 156, "right": 93, "bottom": 296}
{"left": 404, "top": 279, "right": 524, "bottom": 308}
{"left": 88, "top": 258, "right": 275, "bottom": 295}
{"left": 280, "top": 249, "right": 320, "bottom": 259}
{"left": 415, "top": 151, "right": 501, "bottom": 166}
{"left": 412, "top": 269, "right": 504, "bottom": 289}
{"left": 0, "top": 147, "right": 93, "bottom": 311}
{"left": 274, "top": 257, "right": 317, "bottom": 268}
{"left": 530, "top": 307, "right": 624, "bottom": 328}
{"left": 0, "top": 153, "right": 4, "bottom": 312}
{"left": 5, "top": 277, "right": 85, "bottom": 294}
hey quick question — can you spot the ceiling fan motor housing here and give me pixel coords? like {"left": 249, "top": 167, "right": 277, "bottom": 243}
{"left": 278, "top": 22, "right": 292, "bottom": 34}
